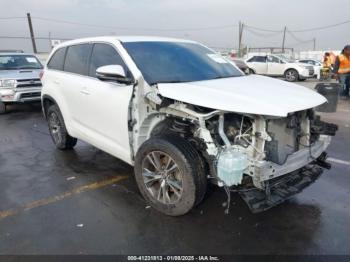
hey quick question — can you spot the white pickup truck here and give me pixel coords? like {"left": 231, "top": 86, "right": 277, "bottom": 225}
{"left": 246, "top": 54, "right": 314, "bottom": 82}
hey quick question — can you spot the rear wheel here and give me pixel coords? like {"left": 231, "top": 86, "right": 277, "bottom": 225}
{"left": 47, "top": 104, "right": 77, "bottom": 150}
{"left": 0, "top": 101, "right": 6, "bottom": 114}
{"left": 134, "top": 136, "right": 207, "bottom": 216}
{"left": 285, "top": 69, "right": 299, "bottom": 82}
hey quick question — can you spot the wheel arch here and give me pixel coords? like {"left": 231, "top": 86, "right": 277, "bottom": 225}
{"left": 42, "top": 94, "right": 58, "bottom": 119}
{"left": 248, "top": 67, "right": 256, "bottom": 74}
{"left": 284, "top": 67, "right": 299, "bottom": 75}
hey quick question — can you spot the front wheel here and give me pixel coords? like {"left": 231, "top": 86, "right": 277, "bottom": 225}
{"left": 134, "top": 136, "right": 207, "bottom": 216}
{"left": 285, "top": 69, "right": 299, "bottom": 82}
{"left": 47, "top": 104, "right": 77, "bottom": 150}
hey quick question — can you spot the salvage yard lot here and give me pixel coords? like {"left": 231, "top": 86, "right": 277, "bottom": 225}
{"left": 0, "top": 80, "right": 350, "bottom": 255}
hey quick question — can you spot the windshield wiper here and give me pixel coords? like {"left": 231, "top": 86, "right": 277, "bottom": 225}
{"left": 151, "top": 80, "right": 185, "bottom": 85}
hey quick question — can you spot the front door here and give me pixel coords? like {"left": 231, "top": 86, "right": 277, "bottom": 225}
{"left": 78, "top": 43, "right": 134, "bottom": 162}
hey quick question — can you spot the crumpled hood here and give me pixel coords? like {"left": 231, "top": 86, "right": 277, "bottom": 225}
{"left": 0, "top": 69, "right": 41, "bottom": 80}
{"left": 157, "top": 75, "right": 326, "bottom": 117}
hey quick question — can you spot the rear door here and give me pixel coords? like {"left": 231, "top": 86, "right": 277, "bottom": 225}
{"left": 247, "top": 56, "right": 268, "bottom": 74}
{"left": 78, "top": 42, "right": 135, "bottom": 162}
{"left": 60, "top": 43, "right": 93, "bottom": 129}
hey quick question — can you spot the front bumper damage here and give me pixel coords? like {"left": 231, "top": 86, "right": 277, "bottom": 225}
{"left": 252, "top": 135, "right": 331, "bottom": 182}
{"left": 238, "top": 137, "right": 332, "bottom": 213}
{"left": 239, "top": 164, "right": 324, "bottom": 213}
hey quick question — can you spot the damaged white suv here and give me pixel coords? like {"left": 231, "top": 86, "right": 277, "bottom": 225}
{"left": 41, "top": 36, "right": 337, "bottom": 216}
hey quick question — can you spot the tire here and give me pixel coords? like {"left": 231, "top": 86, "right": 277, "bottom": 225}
{"left": 285, "top": 69, "right": 299, "bottom": 82}
{"left": 248, "top": 68, "right": 255, "bottom": 74}
{"left": 47, "top": 104, "right": 77, "bottom": 150}
{"left": 134, "top": 136, "right": 207, "bottom": 216}
{"left": 0, "top": 101, "right": 6, "bottom": 114}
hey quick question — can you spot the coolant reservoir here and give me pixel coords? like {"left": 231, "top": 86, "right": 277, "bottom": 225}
{"left": 217, "top": 149, "right": 248, "bottom": 187}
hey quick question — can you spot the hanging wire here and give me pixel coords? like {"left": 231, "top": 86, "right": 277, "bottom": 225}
{"left": 31, "top": 16, "right": 238, "bottom": 32}
{"left": 245, "top": 27, "right": 283, "bottom": 38}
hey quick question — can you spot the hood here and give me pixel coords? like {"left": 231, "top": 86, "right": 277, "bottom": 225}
{"left": 157, "top": 75, "right": 326, "bottom": 117}
{"left": 0, "top": 69, "right": 41, "bottom": 80}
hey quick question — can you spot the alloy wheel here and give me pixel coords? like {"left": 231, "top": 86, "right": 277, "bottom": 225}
{"left": 141, "top": 151, "right": 183, "bottom": 204}
{"left": 48, "top": 112, "right": 63, "bottom": 145}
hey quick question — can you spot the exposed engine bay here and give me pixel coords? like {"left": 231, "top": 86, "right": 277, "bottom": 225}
{"left": 132, "top": 90, "right": 338, "bottom": 213}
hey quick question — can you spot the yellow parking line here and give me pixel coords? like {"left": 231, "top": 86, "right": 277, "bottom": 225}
{"left": 0, "top": 175, "right": 128, "bottom": 220}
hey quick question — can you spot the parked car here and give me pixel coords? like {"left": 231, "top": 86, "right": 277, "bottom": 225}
{"left": 230, "top": 57, "right": 250, "bottom": 74}
{"left": 246, "top": 54, "right": 314, "bottom": 82}
{"left": 297, "top": 59, "right": 322, "bottom": 79}
{"left": 41, "top": 36, "right": 337, "bottom": 216}
{"left": 0, "top": 52, "right": 43, "bottom": 114}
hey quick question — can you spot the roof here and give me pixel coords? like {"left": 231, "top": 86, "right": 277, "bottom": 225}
{"left": 56, "top": 35, "right": 196, "bottom": 48}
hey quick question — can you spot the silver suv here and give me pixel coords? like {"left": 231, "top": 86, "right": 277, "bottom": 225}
{"left": 0, "top": 52, "right": 43, "bottom": 114}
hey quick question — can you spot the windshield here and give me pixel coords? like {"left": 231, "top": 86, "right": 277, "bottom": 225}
{"left": 0, "top": 55, "right": 43, "bottom": 70}
{"left": 122, "top": 41, "right": 243, "bottom": 85}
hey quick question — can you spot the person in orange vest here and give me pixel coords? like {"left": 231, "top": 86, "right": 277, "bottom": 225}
{"left": 323, "top": 52, "right": 332, "bottom": 68}
{"left": 333, "top": 45, "right": 350, "bottom": 99}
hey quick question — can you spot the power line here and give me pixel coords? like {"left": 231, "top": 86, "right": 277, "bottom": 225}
{"left": 0, "top": 16, "right": 26, "bottom": 20}
{"left": 246, "top": 19, "right": 350, "bottom": 33}
{"left": 245, "top": 27, "right": 282, "bottom": 38}
{"left": 245, "top": 25, "right": 283, "bottom": 33}
{"left": 290, "top": 19, "right": 350, "bottom": 32}
{"left": 32, "top": 17, "right": 238, "bottom": 31}
{"left": 0, "top": 36, "right": 72, "bottom": 40}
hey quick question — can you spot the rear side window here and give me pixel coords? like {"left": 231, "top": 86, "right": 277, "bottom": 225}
{"left": 64, "top": 44, "right": 92, "bottom": 75}
{"left": 248, "top": 56, "right": 266, "bottom": 63}
{"left": 88, "top": 43, "right": 129, "bottom": 78}
{"left": 47, "top": 47, "right": 66, "bottom": 70}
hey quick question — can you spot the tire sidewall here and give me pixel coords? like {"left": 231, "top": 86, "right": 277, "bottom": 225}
{"left": 47, "top": 105, "right": 69, "bottom": 149}
{"left": 134, "top": 138, "right": 197, "bottom": 216}
{"left": 285, "top": 69, "right": 299, "bottom": 82}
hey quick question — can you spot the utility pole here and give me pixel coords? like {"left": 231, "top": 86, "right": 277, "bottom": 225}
{"left": 281, "top": 26, "right": 287, "bottom": 53}
{"left": 48, "top": 31, "right": 52, "bottom": 50}
{"left": 313, "top": 38, "right": 316, "bottom": 51}
{"left": 238, "top": 21, "right": 244, "bottom": 57}
{"left": 26, "top": 13, "right": 37, "bottom": 53}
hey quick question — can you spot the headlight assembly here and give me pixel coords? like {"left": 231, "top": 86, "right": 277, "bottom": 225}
{"left": 0, "top": 79, "right": 16, "bottom": 89}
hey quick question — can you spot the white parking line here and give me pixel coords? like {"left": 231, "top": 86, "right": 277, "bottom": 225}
{"left": 328, "top": 157, "right": 350, "bottom": 166}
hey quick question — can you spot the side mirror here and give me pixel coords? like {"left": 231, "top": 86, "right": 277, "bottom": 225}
{"left": 96, "top": 65, "right": 133, "bottom": 84}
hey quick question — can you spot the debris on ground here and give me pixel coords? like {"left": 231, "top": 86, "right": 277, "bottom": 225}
{"left": 145, "top": 206, "right": 151, "bottom": 209}
{"left": 76, "top": 224, "right": 84, "bottom": 228}
{"left": 66, "top": 176, "right": 76, "bottom": 181}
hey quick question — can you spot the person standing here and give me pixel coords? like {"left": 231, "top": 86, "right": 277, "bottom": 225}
{"left": 333, "top": 45, "right": 350, "bottom": 99}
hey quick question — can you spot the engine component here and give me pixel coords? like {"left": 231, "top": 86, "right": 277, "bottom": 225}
{"left": 217, "top": 149, "right": 248, "bottom": 186}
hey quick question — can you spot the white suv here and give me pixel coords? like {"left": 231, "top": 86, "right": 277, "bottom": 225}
{"left": 246, "top": 54, "right": 314, "bottom": 82}
{"left": 41, "top": 36, "right": 337, "bottom": 216}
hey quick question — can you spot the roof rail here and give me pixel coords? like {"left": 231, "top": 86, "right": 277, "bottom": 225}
{"left": 0, "top": 50, "right": 24, "bottom": 53}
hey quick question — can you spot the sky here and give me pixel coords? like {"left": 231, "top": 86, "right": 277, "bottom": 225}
{"left": 0, "top": 0, "right": 349, "bottom": 53}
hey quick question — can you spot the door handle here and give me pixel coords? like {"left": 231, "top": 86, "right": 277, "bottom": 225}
{"left": 80, "top": 87, "right": 90, "bottom": 95}
{"left": 80, "top": 89, "right": 90, "bottom": 95}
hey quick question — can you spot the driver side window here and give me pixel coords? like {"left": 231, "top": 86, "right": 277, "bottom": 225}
{"left": 88, "top": 43, "right": 130, "bottom": 78}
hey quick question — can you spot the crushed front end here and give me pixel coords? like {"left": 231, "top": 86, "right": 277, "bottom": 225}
{"left": 211, "top": 109, "right": 337, "bottom": 212}
{"left": 155, "top": 101, "right": 338, "bottom": 213}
